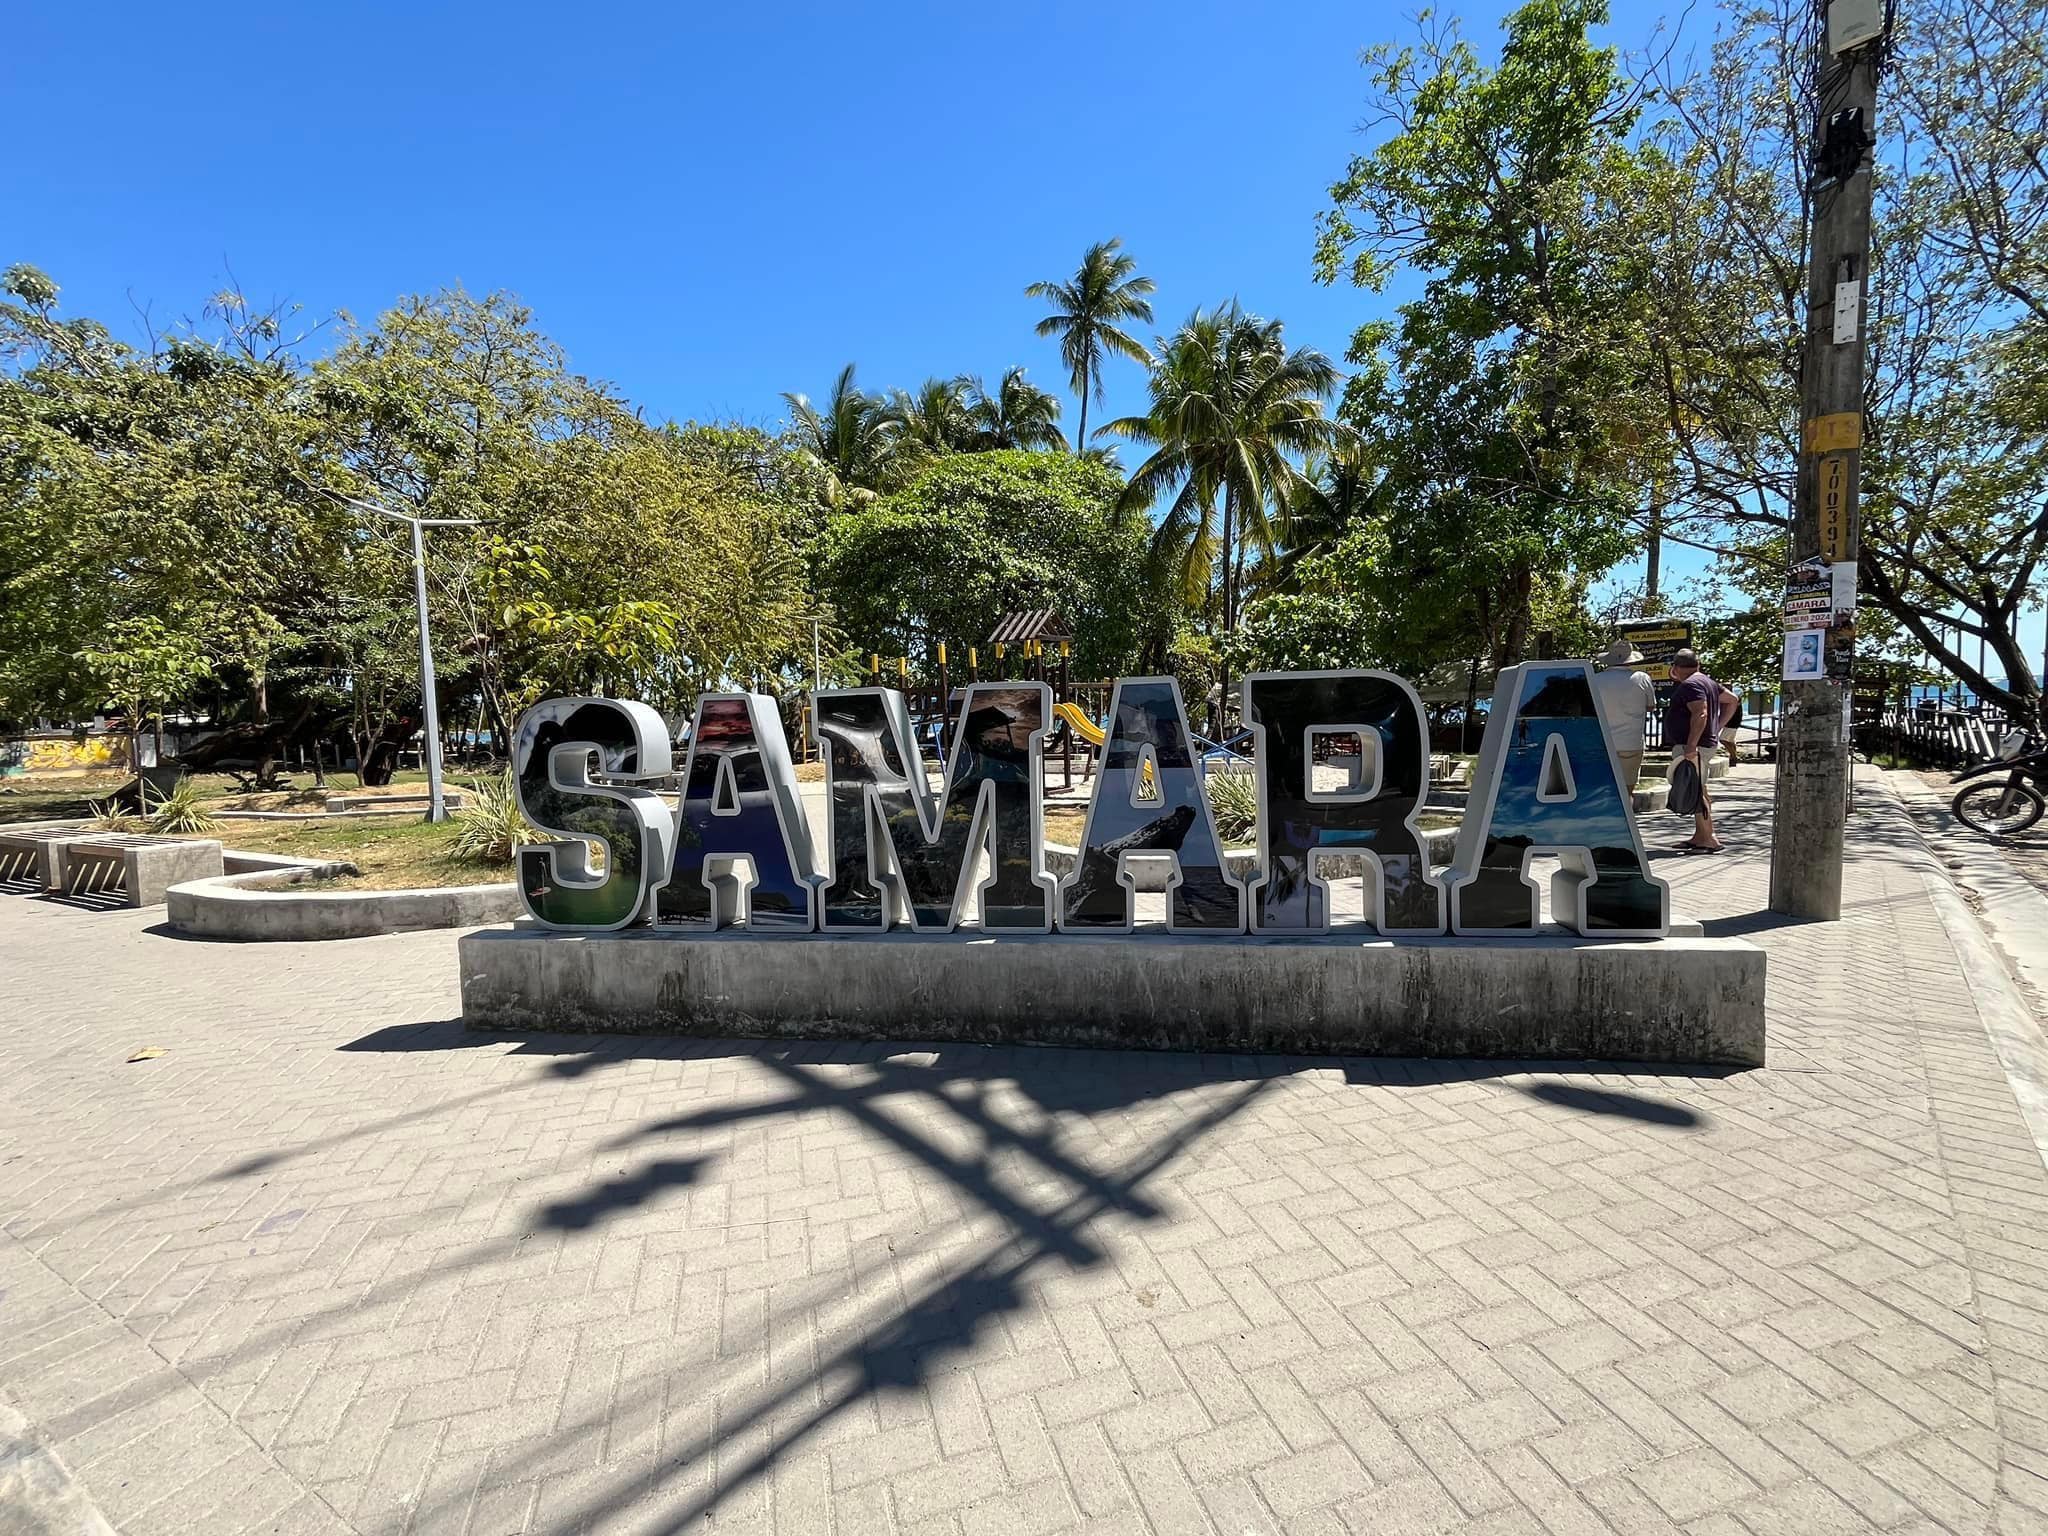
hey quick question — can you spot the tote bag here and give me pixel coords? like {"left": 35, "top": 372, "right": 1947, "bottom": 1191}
{"left": 1667, "top": 757, "right": 1703, "bottom": 817}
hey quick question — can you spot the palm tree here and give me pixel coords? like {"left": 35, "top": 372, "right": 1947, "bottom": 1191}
{"left": 966, "top": 367, "right": 1067, "bottom": 451}
{"left": 781, "top": 364, "right": 897, "bottom": 507}
{"left": 1267, "top": 444, "right": 1382, "bottom": 592}
{"left": 1103, "top": 306, "right": 1351, "bottom": 722}
{"left": 886, "top": 376, "right": 976, "bottom": 459}
{"left": 1025, "top": 239, "right": 1156, "bottom": 451}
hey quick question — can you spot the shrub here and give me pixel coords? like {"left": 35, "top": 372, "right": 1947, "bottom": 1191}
{"left": 1205, "top": 768, "right": 1258, "bottom": 843}
{"left": 144, "top": 777, "right": 222, "bottom": 834}
{"left": 818, "top": 451, "right": 1161, "bottom": 678}
{"left": 452, "top": 772, "right": 535, "bottom": 864}
{"left": 86, "top": 797, "right": 135, "bottom": 832}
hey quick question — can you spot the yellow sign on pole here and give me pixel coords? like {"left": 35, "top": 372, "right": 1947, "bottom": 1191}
{"left": 1817, "top": 454, "right": 1851, "bottom": 561}
{"left": 1803, "top": 412, "right": 1861, "bottom": 454}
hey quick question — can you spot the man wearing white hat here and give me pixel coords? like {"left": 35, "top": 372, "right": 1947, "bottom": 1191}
{"left": 1591, "top": 639, "right": 1656, "bottom": 790}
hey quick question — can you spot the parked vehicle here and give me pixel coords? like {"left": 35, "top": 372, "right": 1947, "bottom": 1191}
{"left": 1951, "top": 729, "right": 2048, "bottom": 837}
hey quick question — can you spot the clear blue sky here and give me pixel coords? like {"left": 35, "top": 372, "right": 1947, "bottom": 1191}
{"left": 7, "top": 0, "right": 1767, "bottom": 619}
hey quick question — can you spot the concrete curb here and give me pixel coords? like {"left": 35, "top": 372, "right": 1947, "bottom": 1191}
{"left": 222, "top": 850, "right": 349, "bottom": 877}
{"left": 1876, "top": 768, "right": 2048, "bottom": 1171}
{"left": 166, "top": 866, "right": 520, "bottom": 941}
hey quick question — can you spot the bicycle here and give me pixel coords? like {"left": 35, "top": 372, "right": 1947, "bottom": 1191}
{"left": 1950, "top": 729, "right": 2048, "bottom": 837}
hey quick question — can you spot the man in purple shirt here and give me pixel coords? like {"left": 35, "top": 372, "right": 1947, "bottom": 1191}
{"left": 1665, "top": 648, "right": 1738, "bottom": 852}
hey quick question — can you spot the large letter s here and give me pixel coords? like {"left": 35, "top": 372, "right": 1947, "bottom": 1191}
{"left": 511, "top": 697, "right": 675, "bottom": 931}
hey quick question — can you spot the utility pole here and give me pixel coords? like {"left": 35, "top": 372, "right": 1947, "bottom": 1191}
{"left": 1769, "top": 0, "right": 1884, "bottom": 919}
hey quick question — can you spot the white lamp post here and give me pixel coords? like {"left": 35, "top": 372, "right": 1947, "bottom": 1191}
{"left": 330, "top": 493, "right": 477, "bottom": 822}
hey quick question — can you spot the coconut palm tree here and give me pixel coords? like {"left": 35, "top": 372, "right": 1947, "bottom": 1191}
{"left": 1102, "top": 306, "right": 1351, "bottom": 718}
{"left": 1267, "top": 443, "right": 1382, "bottom": 592}
{"left": 1025, "top": 239, "right": 1156, "bottom": 451}
{"left": 886, "top": 376, "right": 976, "bottom": 459}
{"left": 965, "top": 367, "right": 1067, "bottom": 451}
{"left": 781, "top": 364, "right": 897, "bottom": 507}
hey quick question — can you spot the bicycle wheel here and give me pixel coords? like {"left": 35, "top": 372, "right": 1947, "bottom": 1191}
{"left": 1952, "top": 778, "right": 2046, "bottom": 838}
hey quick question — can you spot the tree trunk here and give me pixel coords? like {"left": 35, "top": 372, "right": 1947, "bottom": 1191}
{"left": 1465, "top": 655, "right": 1481, "bottom": 752}
{"left": 1645, "top": 498, "right": 1663, "bottom": 604}
{"left": 1860, "top": 560, "right": 2044, "bottom": 729}
{"left": 1216, "top": 488, "right": 1237, "bottom": 739}
{"left": 1492, "top": 565, "right": 1534, "bottom": 673}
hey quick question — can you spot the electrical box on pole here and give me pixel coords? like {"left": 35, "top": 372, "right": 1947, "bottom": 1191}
{"left": 1827, "top": 0, "right": 1884, "bottom": 54}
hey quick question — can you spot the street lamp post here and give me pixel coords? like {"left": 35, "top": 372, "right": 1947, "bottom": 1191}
{"left": 331, "top": 494, "right": 477, "bottom": 822}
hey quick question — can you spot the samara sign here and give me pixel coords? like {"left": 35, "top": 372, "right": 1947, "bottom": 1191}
{"left": 510, "top": 661, "right": 1670, "bottom": 941}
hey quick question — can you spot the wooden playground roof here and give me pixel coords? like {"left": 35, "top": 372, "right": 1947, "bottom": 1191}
{"left": 986, "top": 609, "right": 1072, "bottom": 645}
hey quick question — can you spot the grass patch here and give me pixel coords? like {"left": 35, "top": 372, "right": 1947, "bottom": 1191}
{"left": 0, "top": 767, "right": 467, "bottom": 825}
{"left": 1044, "top": 806, "right": 1087, "bottom": 847}
{"left": 176, "top": 817, "right": 510, "bottom": 891}
{"left": 0, "top": 773, "right": 132, "bottom": 825}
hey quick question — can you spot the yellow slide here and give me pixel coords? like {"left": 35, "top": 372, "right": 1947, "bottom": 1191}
{"left": 1054, "top": 702, "right": 1154, "bottom": 790}
{"left": 1054, "top": 700, "right": 1107, "bottom": 747}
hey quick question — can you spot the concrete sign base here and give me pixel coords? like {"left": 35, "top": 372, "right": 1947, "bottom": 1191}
{"left": 459, "top": 926, "right": 1766, "bottom": 1067}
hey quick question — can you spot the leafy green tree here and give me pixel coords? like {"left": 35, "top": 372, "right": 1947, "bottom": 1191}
{"left": 967, "top": 367, "right": 1067, "bottom": 450}
{"left": 78, "top": 616, "right": 214, "bottom": 773}
{"left": 1640, "top": 0, "right": 2048, "bottom": 724}
{"left": 0, "top": 265, "right": 349, "bottom": 764}
{"left": 312, "top": 288, "right": 615, "bottom": 749}
{"left": 817, "top": 451, "right": 1157, "bottom": 678}
{"left": 486, "top": 416, "right": 828, "bottom": 711}
{"left": 1316, "top": 0, "right": 1653, "bottom": 669}
{"left": 3, "top": 273, "right": 836, "bottom": 772}
{"left": 1026, "top": 240, "right": 1156, "bottom": 450}
{"left": 1227, "top": 518, "right": 1479, "bottom": 677}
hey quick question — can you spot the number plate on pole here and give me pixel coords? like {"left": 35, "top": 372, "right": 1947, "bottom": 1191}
{"left": 1817, "top": 453, "right": 1851, "bottom": 560}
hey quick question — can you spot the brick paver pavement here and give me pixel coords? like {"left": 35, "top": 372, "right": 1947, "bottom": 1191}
{"left": 5, "top": 769, "right": 2048, "bottom": 1535}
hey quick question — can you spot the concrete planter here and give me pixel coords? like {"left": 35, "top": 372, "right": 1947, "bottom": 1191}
{"left": 167, "top": 865, "right": 520, "bottom": 941}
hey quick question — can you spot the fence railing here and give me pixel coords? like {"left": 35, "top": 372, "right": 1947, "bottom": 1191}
{"left": 1858, "top": 703, "right": 2020, "bottom": 769}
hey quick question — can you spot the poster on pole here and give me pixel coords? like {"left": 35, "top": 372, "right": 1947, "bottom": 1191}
{"left": 1614, "top": 618, "right": 1693, "bottom": 696}
{"left": 1782, "top": 571, "right": 1832, "bottom": 633}
{"left": 1783, "top": 630, "right": 1826, "bottom": 682}
{"left": 1782, "top": 558, "right": 1857, "bottom": 682}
